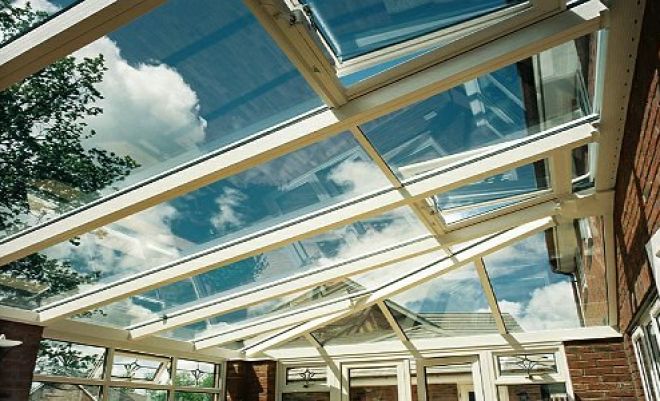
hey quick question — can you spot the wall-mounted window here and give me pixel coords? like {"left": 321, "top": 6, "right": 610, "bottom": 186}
{"left": 280, "top": 364, "right": 332, "bottom": 401}
{"left": 30, "top": 338, "right": 224, "bottom": 401}
{"left": 493, "top": 350, "right": 570, "bottom": 401}
{"left": 632, "top": 299, "right": 660, "bottom": 401}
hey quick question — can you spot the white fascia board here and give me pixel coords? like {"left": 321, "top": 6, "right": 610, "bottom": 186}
{"left": 0, "top": 1, "right": 604, "bottom": 267}
{"left": 192, "top": 299, "right": 355, "bottom": 349}
{"left": 244, "top": 217, "right": 554, "bottom": 355}
{"left": 42, "top": 319, "right": 241, "bottom": 361}
{"left": 0, "top": 0, "right": 166, "bottom": 90}
{"left": 37, "top": 122, "right": 594, "bottom": 322}
{"left": 128, "top": 236, "right": 441, "bottom": 339}
{"left": 0, "top": 304, "right": 40, "bottom": 324}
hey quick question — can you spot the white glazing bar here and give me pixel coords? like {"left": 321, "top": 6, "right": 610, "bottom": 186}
{"left": 244, "top": 217, "right": 554, "bottom": 355}
{"left": 0, "top": 0, "right": 165, "bottom": 90}
{"left": 37, "top": 122, "right": 594, "bottom": 322}
{"left": 475, "top": 258, "right": 507, "bottom": 335}
{"left": 0, "top": 2, "right": 604, "bottom": 266}
{"left": 128, "top": 236, "right": 442, "bottom": 338}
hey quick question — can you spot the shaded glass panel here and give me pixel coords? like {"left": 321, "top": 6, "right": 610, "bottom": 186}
{"left": 349, "top": 366, "right": 398, "bottom": 401}
{"left": 484, "top": 231, "right": 584, "bottom": 332}
{"left": 360, "top": 39, "right": 591, "bottom": 180}
{"left": 0, "top": 0, "right": 320, "bottom": 238}
{"left": 34, "top": 339, "right": 106, "bottom": 379}
{"left": 497, "top": 383, "right": 567, "bottom": 401}
{"left": 387, "top": 264, "right": 504, "bottom": 338}
{"left": 310, "top": 305, "right": 397, "bottom": 345}
{"left": 282, "top": 393, "right": 330, "bottom": 401}
{"left": 434, "top": 161, "right": 549, "bottom": 224}
{"left": 30, "top": 383, "right": 101, "bottom": 401}
{"left": 1, "top": 132, "right": 399, "bottom": 310}
{"left": 286, "top": 366, "right": 328, "bottom": 385}
{"left": 174, "top": 359, "right": 218, "bottom": 388}
{"left": 108, "top": 388, "right": 168, "bottom": 401}
{"left": 413, "top": 363, "right": 474, "bottom": 401}
{"left": 69, "top": 207, "right": 425, "bottom": 330}
{"left": 302, "top": 0, "right": 526, "bottom": 61}
{"left": 0, "top": 0, "right": 80, "bottom": 46}
{"left": 497, "top": 353, "right": 557, "bottom": 376}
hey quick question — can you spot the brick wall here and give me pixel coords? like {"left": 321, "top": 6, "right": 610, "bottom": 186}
{"left": 0, "top": 320, "right": 43, "bottom": 401}
{"left": 565, "top": 339, "right": 636, "bottom": 401}
{"left": 226, "top": 360, "right": 277, "bottom": 401}
{"left": 411, "top": 384, "right": 459, "bottom": 401}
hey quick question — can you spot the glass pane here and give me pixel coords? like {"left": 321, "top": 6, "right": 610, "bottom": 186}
{"left": 0, "top": 0, "right": 321, "bottom": 238}
{"left": 69, "top": 207, "right": 424, "bottom": 330}
{"left": 360, "top": 39, "right": 592, "bottom": 180}
{"left": 434, "top": 161, "right": 549, "bottom": 224}
{"left": 282, "top": 393, "right": 330, "bottom": 401}
{"left": 497, "top": 353, "right": 558, "bottom": 376}
{"left": 310, "top": 305, "right": 397, "bottom": 345}
{"left": 30, "top": 382, "right": 102, "bottom": 401}
{"left": 111, "top": 351, "right": 171, "bottom": 384}
{"left": 349, "top": 366, "right": 398, "bottom": 401}
{"left": 162, "top": 280, "right": 363, "bottom": 341}
{"left": 412, "top": 363, "right": 473, "bottom": 401}
{"left": 286, "top": 366, "right": 328, "bottom": 385}
{"left": 387, "top": 263, "right": 500, "bottom": 339}
{"left": 0, "top": 0, "right": 80, "bottom": 46}
{"left": 34, "top": 339, "right": 106, "bottom": 379}
{"left": 634, "top": 336, "right": 659, "bottom": 400}
{"left": 484, "top": 231, "right": 586, "bottom": 333}
{"left": 1, "top": 132, "right": 403, "bottom": 310}
{"left": 175, "top": 359, "right": 218, "bottom": 388}
{"left": 174, "top": 392, "right": 217, "bottom": 401}
{"left": 573, "top": 217, "right": 609, "bottom": 326}
{"left": 497, "top": 383, "right": 567, "bottom": 401}
{"left": 108, "top": 388, "right": 168, "bottom": 401}
{"left": 302, "top": 0, "right": 527, "bottom": 61}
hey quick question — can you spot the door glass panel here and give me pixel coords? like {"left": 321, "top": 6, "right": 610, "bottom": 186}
{"left": 496, "top": 383, "right": 567, "bottom": 401}
{"left": 349, "top": 366, "right": 398, "bottom": 401}
{"left": 283, "top": 394, "right": 330, "bottom": 401}
{"left": 413, "top": 361, "right": 476, "bottom": 401}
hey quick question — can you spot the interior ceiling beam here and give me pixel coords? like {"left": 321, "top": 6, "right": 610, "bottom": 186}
{"left": 0, "top": 1, "right": 604, "bottom": 267}
{"left": 243, "top": 217, "right": 554, "bottom": 356}
{"left": 36, "top": 121, "right": 595, "bottom": 322}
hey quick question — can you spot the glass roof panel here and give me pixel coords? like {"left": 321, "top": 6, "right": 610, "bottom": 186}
{"left": 483, "top": 231, "right": 583, "bottom": 333}
{"left": 160, "top": 280, "right": 363, "bottom": 341}
{"left": 360, "top": 39, "right": 592, "bottom": 180}
{"left": 301, "top": 0, "right": 527, "bottom": 61}
{"left": 0, "top": 133, "right": 403, "bottom": 310}
{"left": 0, "top": 0, "right": 321, "bottom": 238}
{"left": 0, "top": 0, "right": 80, "bottom": 46}
{"left": 309, "top": 305, "right": 397, "bottom": 345}
{"left": 68, "top": 207, "right": 427, "bottom": 330}
{"left": 386, "top": 263, "right": 508, "bottom": 338}
{"left": 434, "top": 160, "right": 550, "bottom": 224}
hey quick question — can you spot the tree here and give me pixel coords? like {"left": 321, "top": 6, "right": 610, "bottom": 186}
{"left": 0, "top": 0, "right": 138, "bottom": 307}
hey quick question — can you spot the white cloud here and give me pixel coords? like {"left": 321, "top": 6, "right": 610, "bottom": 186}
{"left": 514, "top": 281, "right": 581, "bottom": 331}
{"left": 327, "top": 158, "right": 391, "bottom": 197}
{"left": 74, "top": 37, "right": 207, "bottom": 167}
{"left": 210, "top": 187, "right": 247, "bottom": 230}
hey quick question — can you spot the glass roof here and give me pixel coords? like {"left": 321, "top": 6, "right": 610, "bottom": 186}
{"left": 0, "top": 0, "right": 611, "bottom": 359}
{"left": 0, "top": 0, "right": 80, "bottom": 46}
{"left": 301, "top": 0, "right": 527, "bottom": 61}
{"left": 0, "top": 0, "right": 321, "bottom": 238}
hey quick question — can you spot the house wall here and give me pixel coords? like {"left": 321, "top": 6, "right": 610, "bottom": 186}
{"left": 226, "top": 360, "right": 277, "bottom": 401}
{"left": 0, "top": 319, "right": 43, "bottom": 401}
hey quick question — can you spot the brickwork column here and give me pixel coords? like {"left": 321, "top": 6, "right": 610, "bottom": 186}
{"left": 565, "top": 339, "right": 636, "bottom": 401}
{"left": 0, "top": 319, "right": 43, "bottom": 401}
{"left": 225, "top": 360, "right": 277, "bottom": 401}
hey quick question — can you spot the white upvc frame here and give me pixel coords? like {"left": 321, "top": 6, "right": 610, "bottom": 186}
{"left": 340, "top": 359, "right": 411, "bottom": 401}
{"left": 631, "top": 299, "right": 660, "bottom": 401}
{"left": 415, "top": 356, "right": 484, "bottom": 401}
{"left": 32, "top": 344, "right": 226, "bottom": 401}
{"left": 34, "top": 119, "right": 596, "bottom": 323}
{"left": 254, "top": 0, "right": 566, "bottom": 102}
{"left": 0, "top": 0, "right": 605, "bottom": 268}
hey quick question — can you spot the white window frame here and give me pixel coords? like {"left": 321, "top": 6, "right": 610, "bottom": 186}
{"left": 647, "top": 230, "right": 660, "bottom": 292}
{"left": 340, "top": 360, "right": 411, "bottom": 401}
{"left": 415, "top": 356, "right": 484, "bottom": 401}
{"left": 632, "top": 299, "right": 660, "bottom": 401}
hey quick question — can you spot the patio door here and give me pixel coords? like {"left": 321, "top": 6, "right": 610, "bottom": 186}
{"left": 414, "top": 357, "right": 484, "bottom": 401}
